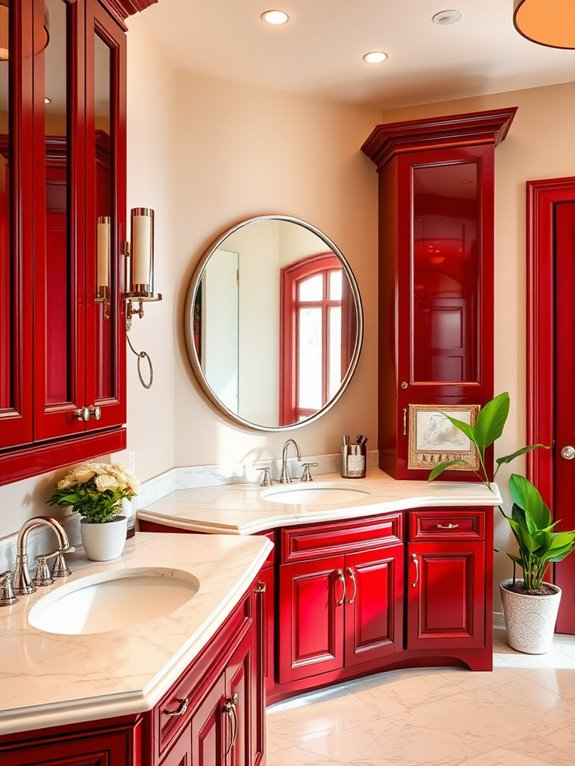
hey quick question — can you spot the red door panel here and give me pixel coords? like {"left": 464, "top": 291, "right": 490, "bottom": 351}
{"left": 554, "top": 201, "right": 575, "bottom": 633}
{"left": 278, "top": 556, "right": 345, "bottom": 683}
{"left": 191, "top": 677, "right": 226, "bottom": 766}
{"left": 159, "top": 728, "right": 191, "bottom": 766}
{"left": 344, "top": 545, "right": 403, "bottom": 667}
{"left": 258, "top": 567, "right": 276, "bottom": 692}
{"left": 225, "top": 631, "right": 252, "bottom": 766}
{"left": 0, "top": 729, "right": 135, "bottom": 765}
{"left": 407, "top": 541, "right": 485, "bottom": 649}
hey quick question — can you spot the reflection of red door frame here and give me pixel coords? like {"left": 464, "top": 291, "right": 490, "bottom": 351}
{"left": 279, "top": 253, "right": 353, "bottom": 425}
{"left": 526, "top": 176, "right": 575, "bottom": 634}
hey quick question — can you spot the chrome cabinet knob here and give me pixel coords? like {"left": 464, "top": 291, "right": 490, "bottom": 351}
{"left": 89, "top": 405, "right": 102, "bottom": 421}
{"left": 74, "top": 406, "right": 90, "bottom": 422}
{"left": 561, "top": 445, "right": 575, "bottom": 461}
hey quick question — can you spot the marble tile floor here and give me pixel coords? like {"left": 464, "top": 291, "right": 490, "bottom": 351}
{"left": 265, "top": 629, "right": 575, "bottom": 766}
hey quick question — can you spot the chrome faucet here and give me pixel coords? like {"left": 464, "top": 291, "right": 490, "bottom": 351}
{"left": 280, "top": 439, "right": 302, "bottom": 484}
{"left": 12, "top": 516, "right": 71, "bottom": 596}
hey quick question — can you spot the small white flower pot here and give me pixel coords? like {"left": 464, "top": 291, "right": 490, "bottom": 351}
{"left": 80, "top": 516, "right": 128, "bottom": 561}
{"left": 500, "top": 578, "right": 562, "bottom": 654}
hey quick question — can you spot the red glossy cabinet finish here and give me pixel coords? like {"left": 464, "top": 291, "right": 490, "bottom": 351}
{"left": 0, "top": 0, "right": 160, "bottom": 485}
{"left": 0, "top": 581, "right": 265, "bottom": 766}
{"left": 361, "top": 108, "right": 517, "bottom": 480}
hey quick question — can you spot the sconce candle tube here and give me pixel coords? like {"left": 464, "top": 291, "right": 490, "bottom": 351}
{"left": 96, "top": 215, "right": 111, "bottom": 295}
{"left": 130, "top": 208, "right": 154, "bottom": 294}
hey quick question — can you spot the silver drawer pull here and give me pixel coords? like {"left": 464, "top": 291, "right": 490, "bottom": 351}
{"left": 346, "top": 567, "right": 357, "bottom": 604}
{"left": 411, "top": 553, "right": 419, "bottom": 588}
{"left": 224, "top": 693, "right": 239, "bottom": 755}
{"left": 336, "top": 569, "right": 347, "bottom": 606}
{"left": 164, "top": 697, "right": 189, "bottom": 718}
{"left": 436, "top": 523, "right": 459, "bottom": 529}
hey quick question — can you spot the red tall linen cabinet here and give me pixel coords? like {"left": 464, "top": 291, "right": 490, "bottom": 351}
{"left": 0, "top": 0, "right": 156, "bottom": 486}
{"left": 362, "top": 108, "right": 516, "bottom": 480}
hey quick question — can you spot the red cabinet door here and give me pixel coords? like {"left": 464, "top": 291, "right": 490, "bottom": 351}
{"left": 0, "top": 728, "right": 137, "bottom": 765}
{"left": 257, "top": 567, "right": 275, "bottom": 694}
{"left": 407, "top": 540, "right": 485, "bottom": 649}
{"left": 344, "top": 545, "right": 404, "bottom": 667}
{"left": 191, "top": 676, "right": 226, "bottom": 766}
{"left": 160, "top": 727, "right": 192, "bottom": 766}
{"left": 278, "top": 555, "right": 345, "bottom": 683}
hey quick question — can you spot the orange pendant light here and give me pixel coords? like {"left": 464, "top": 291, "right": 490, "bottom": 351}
{"left": 514, "top": 0, "right": 575, "bottom": 49}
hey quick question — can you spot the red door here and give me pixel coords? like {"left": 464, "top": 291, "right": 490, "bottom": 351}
{"left": 344, "top": 546, "right": 403, "bottom": 667}
{"left": 278, "top": 556, "right": 345, "bottom": 683}
{"left": 407, "top": 541, "right": 485, "bottom": 649}
{"left": 553, "top": 201, "right": 575, "bottom": 633}
{"left": 191, "top": 677, "right": 226, "bottom": 766}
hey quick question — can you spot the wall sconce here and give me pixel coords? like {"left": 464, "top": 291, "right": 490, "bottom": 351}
{"left": 513, "top": 0, "right": 575, "bottom": 49}
{"left": 96, "top": 215, "right": 111, "bottom": 319}
{"left": 123, "top": 208, "right": 163, "bottom": 389}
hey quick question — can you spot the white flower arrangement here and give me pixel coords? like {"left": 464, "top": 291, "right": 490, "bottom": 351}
{"left": 48, "top": 462, "right": 140, "bottom": 523}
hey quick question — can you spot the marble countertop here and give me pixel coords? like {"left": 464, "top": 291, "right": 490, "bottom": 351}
{"left": 0, "top": 531, "right": 272, "bottom": 736}
{"left": 138, "top": 469, "right": 502, "bottom": 534}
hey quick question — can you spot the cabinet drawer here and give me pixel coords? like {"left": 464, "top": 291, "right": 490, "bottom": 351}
{"left": 409, "top": 509, "right": 485, "bottom": 541}
{"left": 281, "top": 513, "right": 403, "bottom": 563}
{"left": 154, "top": 588, "right": 252, "bottom": 759}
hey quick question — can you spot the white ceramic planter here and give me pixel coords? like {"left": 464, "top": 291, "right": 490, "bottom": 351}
{"left": 500, "top": 578, "right": 562, "bottom": 654}
{"left": 80, "top": 516, "right": 128, "bottom": 561}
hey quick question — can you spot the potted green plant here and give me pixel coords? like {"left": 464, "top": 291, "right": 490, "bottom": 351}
{"left": 48, "top": 462, "right": 140, "bottom": 561}
{"left": 429, "top": 392, "right": 575, "bottom": 653}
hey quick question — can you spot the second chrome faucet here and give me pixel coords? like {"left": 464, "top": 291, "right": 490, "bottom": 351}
{"left": 279, "top": 439, "right": 301, "bottom": 484}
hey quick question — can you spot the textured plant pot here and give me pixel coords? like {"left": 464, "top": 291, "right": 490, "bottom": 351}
{"left": 80, "top": 516, "right": 128, "bottom": 561}
{"left": 500, "top": 578, "right": 562, "bottom": 654}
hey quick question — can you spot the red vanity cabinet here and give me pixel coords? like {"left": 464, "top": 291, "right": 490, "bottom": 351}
{"left": 361, "top": 108, "right": 517, "bottom": 480}
{"left": 277, "top": 513, "right": 404, "bottom": 685}
{"left": 0, "top": 0, "right": 156, "bottom": 485}
{"left": 0, "top": 580, "right": 265, "bottom": 766}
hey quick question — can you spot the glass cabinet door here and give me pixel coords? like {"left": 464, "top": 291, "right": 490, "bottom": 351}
{"left": 397, "top": 145, "right": 494, "bottom": 400}
{"left": 0, "top": 0, "right": 33, "bottom": 449}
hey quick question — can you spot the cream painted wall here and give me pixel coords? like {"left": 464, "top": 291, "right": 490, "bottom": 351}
{"left": 377, "top": 82, "right": 575, "bottom": 604}
{"left": 171, "top": 70, "right": 380, "bottom": 467}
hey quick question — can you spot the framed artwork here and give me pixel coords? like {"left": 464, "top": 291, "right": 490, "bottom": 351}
{"left": 407, "top": 403, "right": 480, "bottom": 471}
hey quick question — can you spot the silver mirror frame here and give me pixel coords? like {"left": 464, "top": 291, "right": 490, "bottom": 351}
{"left": 184, "top": 215, "right": 364, "bottom": 431}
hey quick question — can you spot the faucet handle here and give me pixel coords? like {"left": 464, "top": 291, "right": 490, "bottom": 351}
{"left": 52, "top": 546, "right": 74, "bottom": 578}
{"left": 32, "top": 552, "right": 58, "bottom": 587}
{"left": 0, "top": 571, "right": 18, "bottom": 607}
{"left": 257, "top": 466, "right": 273, "bottom": 487}
{"left": 300, "top": 462, "right": 318, "bottom": 482}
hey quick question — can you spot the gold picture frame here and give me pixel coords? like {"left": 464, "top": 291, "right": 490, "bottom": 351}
{"left": 407, "top": 403, "right": 480, "bottom": 471}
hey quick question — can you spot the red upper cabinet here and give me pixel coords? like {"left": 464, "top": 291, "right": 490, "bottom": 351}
{"left": 0, "top": 0, "right": 147, "bottom": 485}
{"left": 362, "top": 108, "right": 516, "bottom": 479}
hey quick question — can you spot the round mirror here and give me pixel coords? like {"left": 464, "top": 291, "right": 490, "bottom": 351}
{"left": 184, "top": 215, "right": 363, "bottom": 431}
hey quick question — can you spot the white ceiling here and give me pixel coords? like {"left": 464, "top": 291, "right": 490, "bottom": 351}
{"left": 139, "top": 0, "right": 575, "bottom": 110}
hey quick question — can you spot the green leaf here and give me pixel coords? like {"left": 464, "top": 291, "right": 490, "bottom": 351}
{"left": 474, "top": 392, "right": 510, "bottom": 451}
{"left": 428, "top": 459, "right": 467, "bottom": 481}
{"left": 509, "top": 474, "right": 552, "bottom": 531}
{"left": 440, "top": 415, "right": 477, "bottom": 445}
{"left": 496, "top": 444, "right": 550, "bottom": 467}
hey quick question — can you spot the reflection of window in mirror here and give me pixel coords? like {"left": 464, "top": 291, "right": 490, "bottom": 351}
{"left": 280, "top": 254, "right": 355, "bottom": 425}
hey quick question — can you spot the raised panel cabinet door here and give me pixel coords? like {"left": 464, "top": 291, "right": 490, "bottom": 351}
{"left": 278, "top": 555, "right": 345, "bottom": 683}
{"left": 191, "top": 675, "right": 226, "bottom": 766}
{"left": 344, "top": 544, "right": 404, "bottom": 667}
{"left": 0, "top": 728, "right": 136, "bottom": 765}
{"left": 160, "top": 725, "right": 192, "bottom": 766}
{"left": 225, "top": 628, "right": 261, "bottom": 766}
{"left": 257, "top": 567, "right": 276, "bottom": 693}
{"left": 407, "top": 540, "right": 485, "bottom": 649}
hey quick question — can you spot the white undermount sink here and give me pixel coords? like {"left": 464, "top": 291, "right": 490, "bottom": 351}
{"left": 28, "top": 567, "right": 200, "bottom": 635}
{"left": 260, "top": 481, "right": 372, "bottom": 506}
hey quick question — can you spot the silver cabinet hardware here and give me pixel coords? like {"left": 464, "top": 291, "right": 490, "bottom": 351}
{"left": 336, "top": 569, "right": 347, "bottom": 606}
{"left": 300, "top": 462, "right": 318, "bottom": 482}
{"left": 74, "top": 406, "right": 90, "bottom": 422}
{"left": 257, "top": 466, "right": 272, "bottom": 486}
{"left": 164, "top": 697, "right": 189, "bottom": 718}
{"left": 561, "top": 445, "right": 575, "bottom": 461}
{"left": 0, "top": 571, "right": 18, "bottom": 607}
{"left": 402, "top": 407, "right": 408, "bottom": 436}
{"left": 346, "top": 567, "right": 357, "bottom": 604}
{"left": 89, "top": 405, "right": 102, "bottom": 421}
{"left": 223, "top": 693, "right": 239, "bottom": 755}
{"left": 411, "top": 553, "right": 419, "bottom": 588}
{"left": 255, "top": 581, "right": 266, "bottom": 593}
{"left": 436, "top": 523, "right": 459, "bottom": 529}
{"left": 400, "top": 381, "right": 409, "bottom": 389}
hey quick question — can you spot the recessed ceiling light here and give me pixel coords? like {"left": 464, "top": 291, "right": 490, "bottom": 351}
{"left": 363, "top": 51, "right": 388, "bottom": 64}
{"left": 261, "top": 9, "right": 289, "bottom": 26}
{"left": 432, "top": 9, "right": 463, "bottom": 25}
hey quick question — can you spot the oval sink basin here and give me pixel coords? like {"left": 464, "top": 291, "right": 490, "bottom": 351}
{"left": 28, "top": 567, "right": 200, "bottom": 635}
{"left": 260, "top": 481, "right": 372, "bottom": 506}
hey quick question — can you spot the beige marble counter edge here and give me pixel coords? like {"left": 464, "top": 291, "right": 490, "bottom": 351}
{"left": 0, "top": 532, "right": 272, "bottom": 737}
{"left": 137, "top": 471, "right": 503, "bottom": 535}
